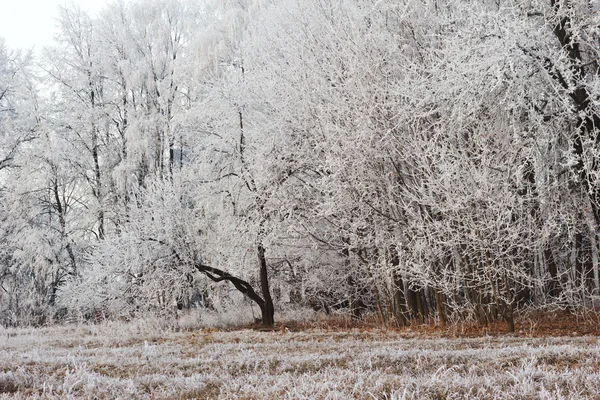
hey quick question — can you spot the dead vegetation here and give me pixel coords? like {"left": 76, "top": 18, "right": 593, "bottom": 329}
{"left": 1, "top": 313, "right": 600, "bottom": 399}
{"left": 235, "top": 309, "right": 600, "bottom": 339}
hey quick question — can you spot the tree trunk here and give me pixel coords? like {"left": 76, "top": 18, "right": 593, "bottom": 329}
{"left": 505, "top": 303, "right": 515, "bottom": 333}
{"left": 390, "top": 247, "right": 407, "bottom": 327}
{"left": 257, "top": 243, "right": 275, "bottom": 326}
{"left": 585, "top": 198, "right": 600, "bottom": 296}
{"left": 415, "top": 289, "right": 425, "bottom": 324}
{"left": 406, "top": 286, "right": 419, "bottom": 322}
{"left": 545, "top": 247, "right": 560, "bottom": 298}
{"left": 53, "top": 177, "right": 77, "bottom": 276}
{"left": 392, "top": 271, "right": 407, "bottom": 327}
{"left": 434, "top": 289, "right": 447, "bottom": 327}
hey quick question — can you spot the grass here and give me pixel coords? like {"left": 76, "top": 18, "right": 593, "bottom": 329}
{"left": 1, "top": 313, "right": 600, "bottom": 399}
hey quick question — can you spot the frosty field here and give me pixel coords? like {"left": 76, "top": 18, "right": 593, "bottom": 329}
{"left": 1, "top": 320, "right": 600, "bottom": 399}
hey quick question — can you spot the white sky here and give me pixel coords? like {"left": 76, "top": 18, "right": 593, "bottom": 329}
{"left": 0, "top": 0, "right": 108, "bottom": 50}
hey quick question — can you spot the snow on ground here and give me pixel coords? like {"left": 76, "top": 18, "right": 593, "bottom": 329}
{"left": 1, "top": 320, "right": 600, "bottom": 399}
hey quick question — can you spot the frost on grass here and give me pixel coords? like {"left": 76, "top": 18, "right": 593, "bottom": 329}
{"left": 1, "top": 322, "right": 600, "bottom": 399}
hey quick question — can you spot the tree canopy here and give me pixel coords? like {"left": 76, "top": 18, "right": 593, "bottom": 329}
{"left": 1, "top": 0, "right": 599, "bottom": 330}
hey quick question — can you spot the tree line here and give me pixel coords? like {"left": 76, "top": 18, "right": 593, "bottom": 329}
{"left": 1, "top": 0, "right": 599, "bottom": 331}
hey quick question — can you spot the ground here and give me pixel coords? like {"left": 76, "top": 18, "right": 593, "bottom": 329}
{"left": 1, "top": 313, "right": 600, "bottom": 399}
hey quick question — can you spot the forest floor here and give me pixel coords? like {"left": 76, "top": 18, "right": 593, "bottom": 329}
{"left": 1, "top": 312, "right": 600, "bottom": 399}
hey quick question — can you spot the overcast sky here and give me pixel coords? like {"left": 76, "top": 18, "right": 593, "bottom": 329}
{"left": 0, "top": 0, "right": 109, "bottom": 50}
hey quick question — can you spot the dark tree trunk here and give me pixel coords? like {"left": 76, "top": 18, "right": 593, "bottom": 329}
{"left": 389, "top": 246, "right": 407, "bottom": 326}
{"left": 545, "top": 247, "right": 561, "bottom": 298}
{"left": 147, "top": 237, "right": 273, "bottom": 327}
{"left": 392, "top": 272, "right": 407, "bottom": 327}
{"left": 434, "top": 289, "right": 447, "bottom": 327}
{"left": 195, "top": 261, "right": 272, "bottom": 325}
{"left": 505, "top": 303, "right": 515, "bottom": 333}
{"left": 257, "top": 243, "right": 275, "bottom": 326}
{"left": 406, "top": 286, "right": 419, "bottom": 321}
{"left": 53, "top": 177, "right": 76, "bottom": 276}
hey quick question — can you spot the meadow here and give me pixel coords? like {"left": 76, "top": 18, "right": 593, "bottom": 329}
{"left": 2, "top": 312, "right": 600, "bottom": 399}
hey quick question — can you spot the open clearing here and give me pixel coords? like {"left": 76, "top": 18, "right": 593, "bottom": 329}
{"left": 1, "top": 321, "right": 600, "bottom": 399}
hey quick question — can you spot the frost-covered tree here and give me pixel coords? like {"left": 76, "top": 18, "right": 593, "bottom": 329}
{"left": 230, "top": 0, "right": 600, "bottom": 330}
{"left": 0, "top": 41, "right": 58, "bottom": 326}
{"left": 43, "top": 6, "right": 112, "bottom": 239}
{"left": 4, "top": 0, "right": 600, "bottom": 331}
{"left": 0, "top": 39, "right": 36, "bottom": 175}
{"left": 59, "top": 170, "right": 278, "bottom": 324}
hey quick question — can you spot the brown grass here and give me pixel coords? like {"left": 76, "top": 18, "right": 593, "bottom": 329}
{"left": 3, "top": 314, "right": 600, "bottom": 399}
{"left": 229, "top": 310, "right": 600, "bottom": 339}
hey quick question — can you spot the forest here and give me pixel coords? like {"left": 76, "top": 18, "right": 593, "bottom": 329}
{"left": 1, "top": 0, "right": 600, "bottom": 332}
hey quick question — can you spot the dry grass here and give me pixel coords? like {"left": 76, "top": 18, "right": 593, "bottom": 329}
{"left": 1, "top": 314, "right": 600, "bottom": 399}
